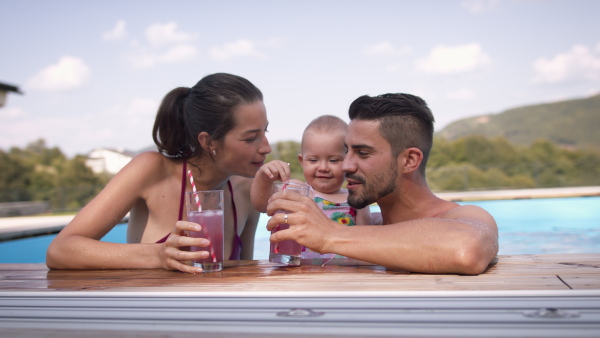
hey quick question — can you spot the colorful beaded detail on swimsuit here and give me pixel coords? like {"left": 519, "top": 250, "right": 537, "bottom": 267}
{"left": 314, "top": 197, "right": 357, "bottom": 226}
{"left": 301, "top": 194, "right": 357, "bottom": 261}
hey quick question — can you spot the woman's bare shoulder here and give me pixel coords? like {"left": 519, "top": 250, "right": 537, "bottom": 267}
{"left": 115, "top": 151, "right": 179, "bottom": 185}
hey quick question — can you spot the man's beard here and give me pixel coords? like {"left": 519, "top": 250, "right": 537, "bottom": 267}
{"left": 347, "top": 162, "right": 397, "bottom": 209}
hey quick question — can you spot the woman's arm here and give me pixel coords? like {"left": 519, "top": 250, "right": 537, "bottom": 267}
{"left": 46, "top": 152, "right": 207, "bottom": 272}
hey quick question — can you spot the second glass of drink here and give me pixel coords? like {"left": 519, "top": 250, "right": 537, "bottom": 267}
{"left": 269, "top": 181, "right": 310, "bottom": 266}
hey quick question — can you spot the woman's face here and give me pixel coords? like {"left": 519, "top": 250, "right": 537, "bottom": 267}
{"left": 216, "top": 100, "right": 271, "bottom": 178}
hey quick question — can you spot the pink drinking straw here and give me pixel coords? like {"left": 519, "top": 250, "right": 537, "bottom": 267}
{"left": 187, "top": 170, "right": 217, "bottom": 262}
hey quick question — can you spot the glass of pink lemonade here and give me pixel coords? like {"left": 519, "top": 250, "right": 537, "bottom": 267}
{"left": 185, "top": 190, "right": 224, "bottom": 272}
{"left": 269, "top": 182, "right": 310, "bottom": 266}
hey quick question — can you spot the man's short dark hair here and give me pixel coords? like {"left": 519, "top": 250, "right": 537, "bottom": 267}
{"left": 348, "top": 93, "right": 435, "bottom": 174}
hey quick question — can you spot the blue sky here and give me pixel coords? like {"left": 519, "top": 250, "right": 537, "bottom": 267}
{"left": 1, "top": 0, "right": 599, "bottom": 156}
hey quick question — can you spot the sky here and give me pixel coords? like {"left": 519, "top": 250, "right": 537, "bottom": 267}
{"left": 1, "top": 0, "right": 599, "bottom": 157}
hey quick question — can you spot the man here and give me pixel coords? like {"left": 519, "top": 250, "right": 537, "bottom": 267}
{"left": 266, "top": 93, "right": 498, "bottom": 275}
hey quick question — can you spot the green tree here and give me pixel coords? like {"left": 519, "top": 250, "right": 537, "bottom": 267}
{"left": 0, "top": 150, "right": 34, "bottom": 201}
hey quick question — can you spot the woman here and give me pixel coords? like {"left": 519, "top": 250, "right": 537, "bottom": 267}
{"left": 46, "top": 73, "right": 271, "bottom": 273}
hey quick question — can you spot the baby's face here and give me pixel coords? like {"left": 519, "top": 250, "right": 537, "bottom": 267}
{"left": 299, "top": 131, "right": 347, "bottom": 194}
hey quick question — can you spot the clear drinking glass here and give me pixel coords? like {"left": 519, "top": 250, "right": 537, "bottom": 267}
{"left": 185, "top": 190, "right": 224, "bottom": 272}
{"left": 269, "top": 182, "right": 310, "bottom": 266}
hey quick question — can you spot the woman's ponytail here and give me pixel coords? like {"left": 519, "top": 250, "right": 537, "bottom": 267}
{"left": 152, "top": 87, "right": 192, "bottom": 158}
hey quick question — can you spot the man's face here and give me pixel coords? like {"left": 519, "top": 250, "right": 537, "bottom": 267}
{"left": 342, "top": 119, "right": 397, "bottom": 209}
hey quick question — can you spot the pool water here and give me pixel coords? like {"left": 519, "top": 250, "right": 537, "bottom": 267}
{"left": 1, "top": 196, "right": 598, "bottom": 263}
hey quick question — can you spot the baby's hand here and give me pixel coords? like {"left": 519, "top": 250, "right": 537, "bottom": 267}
{"left": 257, "top": 160, "right": 291, "bottom": 183}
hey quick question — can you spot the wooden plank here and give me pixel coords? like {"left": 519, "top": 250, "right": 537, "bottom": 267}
{"left": 485, "top": 262, "right": 600, "bottom": 275}
{"left": 557, "top": 274, "right": 600, "bottom": 289}
{"left": 493, "top": 253, "right": 600, "bottom": 263}
{"left": 0, "top": 270, "right": 569, "bottom": 292}
{"left": 0, "top": 254, "right": 598, "bottom": 292}
{"left": 0, "top": 263, "right": 48, "bottom": 271}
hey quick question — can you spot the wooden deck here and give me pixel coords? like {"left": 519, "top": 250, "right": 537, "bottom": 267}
{"left": 1, "top": 254, "right": 599, "bottom": 292}
{"left": 1, "top": 254, "right": 599, "bottom": 337}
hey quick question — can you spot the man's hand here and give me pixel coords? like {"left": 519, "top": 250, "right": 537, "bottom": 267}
{"left": 266, "top": 190, "right": 341, "bottom": 254}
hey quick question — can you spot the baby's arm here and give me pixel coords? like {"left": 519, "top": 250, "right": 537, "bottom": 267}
{"left": 250, "top": 160, "right": 291, "bottom": 212}
{"left": 356, "top": 205, "right": 382, "bottom": 225}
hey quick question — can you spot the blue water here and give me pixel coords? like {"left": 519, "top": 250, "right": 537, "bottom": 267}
{"left": 1, "top": 196, "right": 598, "bottom": 263}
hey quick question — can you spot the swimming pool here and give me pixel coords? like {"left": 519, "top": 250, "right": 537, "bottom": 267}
{"left": 1, "top": 196, "right": 598, "bottom": 263}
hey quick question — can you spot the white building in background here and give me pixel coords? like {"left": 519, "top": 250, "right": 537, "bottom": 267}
{"left": 85, "top": 148, "right": 135, "bottom": 175}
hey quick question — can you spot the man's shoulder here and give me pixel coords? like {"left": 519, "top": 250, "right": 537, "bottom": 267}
{"left": 437, "top": 203, "right": 496, "bottom": 225}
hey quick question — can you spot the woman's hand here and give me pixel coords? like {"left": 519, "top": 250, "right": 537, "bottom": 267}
{"left": 161, "top": 221, "right": 211, "bottom": 273}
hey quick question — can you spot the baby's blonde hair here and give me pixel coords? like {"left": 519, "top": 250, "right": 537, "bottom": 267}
{"left": 301, "top": 115, "right": 348, "bottom": 152}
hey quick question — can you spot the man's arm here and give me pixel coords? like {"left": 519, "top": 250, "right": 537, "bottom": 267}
{"left": 267, "top": 195, "right": 498, "bottom": 275}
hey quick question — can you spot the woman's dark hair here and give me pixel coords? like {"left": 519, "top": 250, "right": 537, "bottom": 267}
{"left": 152, "top": 73, "right": 263, "bottom": 159}
{"left": 348, "top": 93, "right": 435, "bottom": 174}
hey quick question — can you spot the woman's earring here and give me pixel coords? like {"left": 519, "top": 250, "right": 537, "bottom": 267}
{"left": 212, "top": 150, "right": 216, "bottom": 156}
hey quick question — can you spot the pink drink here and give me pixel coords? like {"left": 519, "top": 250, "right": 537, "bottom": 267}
{"left": 187, "top": 210, "right": 224, "bottom": 271}
{"left": 269, "top": 212, "right": 303, "bottom": 265}
{"left": 268, "top": 182, "right": 309, "bottom": 266}
{"left": 270, "top": 222, "right": 302, "bottom": 256}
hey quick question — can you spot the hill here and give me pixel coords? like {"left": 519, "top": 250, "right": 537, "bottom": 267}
{"left": 437, "top": 94, "right": 600, "bottom": 149}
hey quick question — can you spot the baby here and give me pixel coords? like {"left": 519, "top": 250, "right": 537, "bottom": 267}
{"left": 251, "top": 115, "right": 374, "bottom": 262}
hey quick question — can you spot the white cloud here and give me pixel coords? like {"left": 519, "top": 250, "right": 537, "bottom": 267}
{"left": 265, "top": 37, "right": 287, "bottom": 49}
{"left": 26, "top": 55, "right": 91, "bottom": 91}
{"left": 363, "top": 42, "right": 412, "bottom": 57}
{"left": 158, "top": 44, "right": 198, "bottom": 63}
{"left": 447, "top": 88, "right": 476, "bottom": 100}
{"left": 125, "top": 44, "right": 199, "bottom": 70}
{"left": 461, "top": 0, "right": 500, "bottom": 13}
{"left": 585, "top": 88, "right": 600, "bottom": 97}
{"left": 416, "top": 43, "right": 492, "bottom": 74}
{"left": 103, "top": 20, "right": 127, "bottom": 41}
{"left": 124, "top": 98, "right": 158, "bottom": 116}
{"left": 123, "top": 22, "right": 198, "bottom": 70}
{"left": 0, "top": 107, "right": 27, "bottom": 119}
{"left": 105, "top": 97, "right": 158, "bottom": 119}
{"left": 145, "top": 22, "right": 194, "bottom": 46}
{"left": 0, "top": 116, "right": 81, "bottom": 153}
{"left": 209, "top": 39, "right": 268, "bottom": 61}
{"left": 532, "top": 44, "right": 600, "bottom": 84}
{"left": 385, "top": 63, "right": 401, "bottom": 73}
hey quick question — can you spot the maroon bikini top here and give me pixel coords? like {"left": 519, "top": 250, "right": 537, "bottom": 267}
{"left": 155, "top": 161, "right": 243, "bottom": 260}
